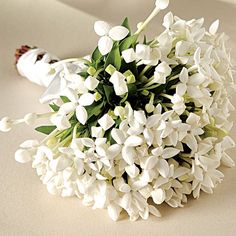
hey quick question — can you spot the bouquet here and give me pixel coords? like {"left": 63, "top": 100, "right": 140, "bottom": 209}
{"left": 1, "top": 0, "right": 235, "bottom": 221}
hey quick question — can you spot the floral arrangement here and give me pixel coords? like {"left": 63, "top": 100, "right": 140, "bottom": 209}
{"left": 1, "top": 0, "right": 235, "bottom": 221}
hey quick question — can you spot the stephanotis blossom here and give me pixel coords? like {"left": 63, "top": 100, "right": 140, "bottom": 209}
{"left": 94, "top": 21, "right": 129, "bottom": 55}
{"left": 1, "top": 0, "right": 235, "bottom": 221}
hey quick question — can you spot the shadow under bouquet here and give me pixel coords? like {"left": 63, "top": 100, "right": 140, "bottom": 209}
{"left": 1, "top": 0, "right": 235, "bottom": 221}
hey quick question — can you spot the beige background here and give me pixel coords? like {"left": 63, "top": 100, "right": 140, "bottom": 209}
{"left": 0, "top": 0, "right": 236, "bottom": 235}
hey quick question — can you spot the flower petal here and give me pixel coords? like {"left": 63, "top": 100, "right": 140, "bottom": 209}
{"left": 76, "top": 105, "right": 88, "bottom": 125}
{"left": 98, "top": 114, "right": 115, "bottom": 131}
{"left": 122, "top": 48, "right": 136, "bottom": 63}
{"left": 157, "top": 159, "right": 169, "bottom": 178}
{"left": 109, "top": 26, "right": 129, "bottom": 41}
{"left": 94, "top": 21, "right": 111, "bottom": 36}
{"left": 78, "top": 93, "right": 94, "bottom": 106}
{"left": 98, "top": 36, "right": 113, "bottom": 56}
{"left": 151, "top": 188, "right": 166, "bottom": 204}
{"left": 209, "top": 19, "right": 219, "bottom": 35}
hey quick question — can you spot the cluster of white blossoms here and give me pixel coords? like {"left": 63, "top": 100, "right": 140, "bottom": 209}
{"left": 1, "top": 0, "right": 235, "bottom": 221}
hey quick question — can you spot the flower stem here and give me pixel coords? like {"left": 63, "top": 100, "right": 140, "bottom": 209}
{"left": 135, "top": 7, "right": 161, "bottom": 35}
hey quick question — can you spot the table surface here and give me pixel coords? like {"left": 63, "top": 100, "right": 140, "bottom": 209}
{"left": 0, "top": 0, "right": 236, "bottom": 235}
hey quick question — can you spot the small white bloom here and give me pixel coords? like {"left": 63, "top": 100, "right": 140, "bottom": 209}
{"left": 122, "top": 48, "right": 136, "bottom": 63}
{"left": 109, "top": 71, "right": 128, "bottom": 96}
{"left": 98, "top": 114, "right": 115, "bottom": 131}
{"left": 95, "top": 21, "right": 129, "bottom": 55}
{"left": 85, "top": 76, "right": 99, "bottom": 91}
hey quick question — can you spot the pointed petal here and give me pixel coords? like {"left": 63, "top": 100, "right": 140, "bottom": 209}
{"left": 76, "top": 105, "right": 88, "bottom": 125}
{"left": 94, "top": 21, "right": 111, "bottom": 36}
{"left": 78, "top": 93, "right": 94, "bottom": 106}
{"left": 98, "top": 36, "right": 113, "bottom": 56}
{"left": 109, "top": 26, "right": 129, "bottom": 41}
{"left": 209, "top": 19, "right": 220, "bottom": 35}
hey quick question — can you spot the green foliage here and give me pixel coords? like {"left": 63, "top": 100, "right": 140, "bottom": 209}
{"left": 35, "top": 125, "right": 56, "bottom": 135}
{"left": 105, "top": 45, "right": 122, "bottom": 70}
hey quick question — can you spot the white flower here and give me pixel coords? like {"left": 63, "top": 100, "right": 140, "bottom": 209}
{"left": 154, "top": 61, "right": 172, "bottom": 84}
{"left": 98, "top": 114, "right": 115, "bottom": 131}
{"left": 109, "top": 71, "right": 128, "bottom": 96}
{"left": 94, "top": 21, "right": 129, "bottom": 55}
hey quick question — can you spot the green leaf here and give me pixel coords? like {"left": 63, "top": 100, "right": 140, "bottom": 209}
{"left": 49, "top": 103, "right": 59, "bottom": 112}
{"left": 92, "top": 46, "right": 103, "bottom": 62}
{"left": 119, "top": 34, "right": 138, "bottom": 52}
{"left": 105, "top": 45, "right": 121, "bottom": 70}
{"left": 86, "top": 102, "right": 104, "bottom": 119}
{"left": 143, "top": 35, "right": 147, "bottom": 44}
{"left": 121, "top": 17, "right": 131, "bottom": 34}
{"left": 103, "top": 85, "right": 114, "bottom": 104}
{"left": 60, "top": 96, "right": 70, "bottom": 103}
{"left": 35, "top": 125, "right": 56, "bottom": 135}
{"left": 78, "top": 71, "right": 89, "bottom": 78}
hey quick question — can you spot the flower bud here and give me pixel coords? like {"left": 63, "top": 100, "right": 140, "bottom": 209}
{"left": 94, "top": 92, "right": 102, "bottom": 101}
{"left": 155, "top": 0, "right": 169, "bottom": 10}
{"left": 15, "top": 149, "right": 31, "bottom": 163}
{"left": 87, "top": 66, "right": 96, "bottom": 76}
{"left": 145, "top": 103, "right": 155, "bottom": 113}
{"left": 0, "top": 117, "right": 12, "bottom": 132}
